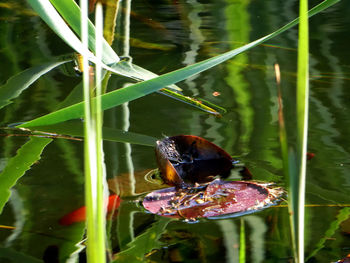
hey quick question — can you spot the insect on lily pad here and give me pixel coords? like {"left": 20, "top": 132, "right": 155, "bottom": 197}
{"left": 155, "top": 135, "right": 234, "bottom": 187}
{"left": 143, "top": 135, "right": 284, "bottom": 220}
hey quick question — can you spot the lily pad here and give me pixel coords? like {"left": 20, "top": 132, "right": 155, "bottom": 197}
{"left": 143, "top": 179, "right": 283, "bottom": 220}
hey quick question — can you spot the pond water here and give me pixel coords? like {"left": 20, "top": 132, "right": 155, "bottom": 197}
{"left": 1, "top": 0, "right": 350, "bottom": 262}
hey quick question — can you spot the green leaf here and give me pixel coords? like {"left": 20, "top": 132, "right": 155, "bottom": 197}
{"left": 25, "top": 0, "right": 127, "bottom": 78}
{"left": 294, "top": 0, "right": 309, "bottom": 260}
{"left": 27, "top": 0, "right": 98, "bottom": 62}
{"left": 27, "top": 0, "right": 182, "bottom": 90}
{"left": 29, "top": 120, "right": 157, "bottom": 146}
{"left": 0, "top": 137, "right": 52, "bottom": 213}
{"left": 0, "top": 60, "right": 70, "bottom": 110}
{"left": 19, "top": 0, "right": 340, "bottom": 128}
{"left": 49, "top": 0, "right": 119, "bottom": 65}
{"left": 159, "top": 88, "right": 225, "bottom": 116}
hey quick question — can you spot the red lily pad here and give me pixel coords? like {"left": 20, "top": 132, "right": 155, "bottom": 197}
{"left": 143, "top": 180, "right": 283, "bottom": 220}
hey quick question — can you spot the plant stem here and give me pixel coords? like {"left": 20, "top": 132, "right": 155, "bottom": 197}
{"left": 82, "top": 0, "right": 106, "bottom": 262}
{"left": 296, "top": 0, "right": 309, "bottom": 261}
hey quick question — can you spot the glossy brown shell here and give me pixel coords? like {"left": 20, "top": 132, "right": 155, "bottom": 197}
{"left": 155, "top": 135, "right": 234, "bottom": 187}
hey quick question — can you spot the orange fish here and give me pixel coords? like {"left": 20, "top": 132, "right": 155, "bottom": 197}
{"left": 59, "top": 194, "right": 121, "bottom": 226}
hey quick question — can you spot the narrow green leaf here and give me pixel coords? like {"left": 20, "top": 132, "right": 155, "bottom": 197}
{"left": 0, "top": 60, "right": 70, "bottom": 109}
{"left": 29, "top": 121, "right": 157, "bottom": 146}
{"left": 295, "top": 0, "right": 309, "bottom": 260}
{"left": 25, "top": 0, "right": 128, "bottom": 78}
{"left": 27, "top": 0, "right": 97, "bottom": 61}
{"left": 19, "top": 0, "right": 339, "bottom": 128}
{"left": 111, "top": 61, "right": 182, "bottom": 91}
{"left": 49, "top": 0, "right": 119, "bottom": 65}
{"left": 159, "top": 88, "right": 224, "bottom": 116}
{"left": 0, "top": 137, "right": 52, "bottom": 213}
{"left": 28, "top": 0, "right": 182, "bottom": 90}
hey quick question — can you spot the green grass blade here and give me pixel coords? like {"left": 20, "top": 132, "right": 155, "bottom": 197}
{"left": 49, "top": 0, "right": 119, "bottom": 65}
{"left": 27, "top": 0, "right": 95, "bottom": 60}
{"left": 0, "top": 60, "right": 70, "bottom": 110}
{"left": 82, "top": 1, "right": 106, "bottom": 262}
{"left": 275, "top": 63, "right": 298, "bottom": 259}
{"left": 293, "top": 0, "right": 310, "bottom": 261}
{"left": 25, "top": 0, "right": 127, "bottom": 78}
{"left": 18, "top": 0, "right": 339, "bottom": 128}
{"left": 158, "top": 88, "right": 224, "bottom": 116}
{"left": 27, "top": 0, "right": 182, "bottom": 90}
{"left": 0, "top": 137, "right": 52, "bottom": 213}
{"left": 27, "top": 122, "right": 157, "bottom": 146}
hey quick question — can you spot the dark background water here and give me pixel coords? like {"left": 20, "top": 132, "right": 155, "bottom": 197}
{"left": 0, "top": 0, "right": 350, "bottom": 262}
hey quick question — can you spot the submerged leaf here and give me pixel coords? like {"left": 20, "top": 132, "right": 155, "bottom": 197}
{"left": 0, "top": 60, "right": 70, "bottom": 110}
{"left": 112, "top": 217, "right": 172, "bottom": 262}
{"left": 0, "top": 137, "right": 52, "bottom": 213}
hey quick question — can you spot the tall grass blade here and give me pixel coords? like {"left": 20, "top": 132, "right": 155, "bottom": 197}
{"left": 49, "top": 0, "right": 119, "bottom": 64}
{"left": 94, "top": 2, "right": 108, "bottom": 261}
{"left": 27, "top": 0, "right": 95, "bottom": 61}
{"left": 275, "top": 63, "right": 298, "bottom": 259}
{"left": 19, "top": 0, "right": 339, "bottom": 128}
{"left": 294, "top": 0, "right": 309, "bottom": 261}
{"left": 27, "top": 0, "right": 181, "bottom": 89}
{"left": 25, "top": 0, "right": 131, "bottom": 78}
{"left": 81, "top": 0, "right": 106, "bottom": 262}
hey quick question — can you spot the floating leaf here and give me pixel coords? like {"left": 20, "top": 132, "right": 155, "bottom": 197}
{"left": 143, "top": 179, "right": 284, "bottom": 220}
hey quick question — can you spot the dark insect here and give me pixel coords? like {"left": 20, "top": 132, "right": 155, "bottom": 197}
{"left": 155, "top": 135, "right": 235, "bottom": 188}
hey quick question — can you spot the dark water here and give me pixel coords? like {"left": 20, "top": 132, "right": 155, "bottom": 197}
{"left": 1, "top": 0, "right": 350, "bottom": 262}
